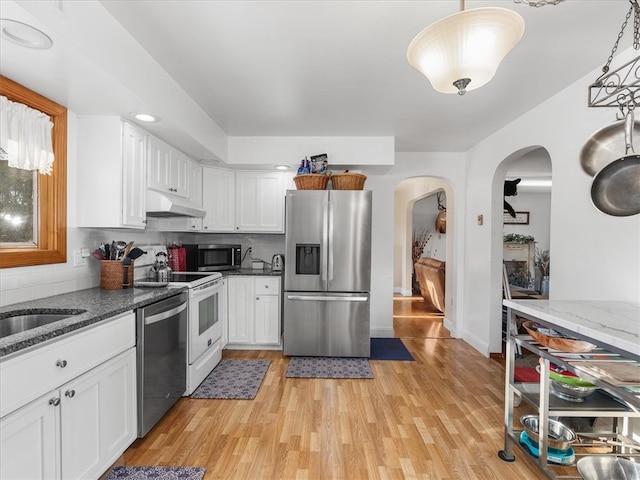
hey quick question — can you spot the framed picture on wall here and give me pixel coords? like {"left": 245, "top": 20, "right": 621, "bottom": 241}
{"left": 504, "top": 211, "right": 529, "bottom": 225}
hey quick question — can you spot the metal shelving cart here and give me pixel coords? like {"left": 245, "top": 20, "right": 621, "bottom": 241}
{"left": 498, "top": 300, "right": 640, "bottom": 479}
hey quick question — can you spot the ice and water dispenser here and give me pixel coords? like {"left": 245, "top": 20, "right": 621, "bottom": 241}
{"left": 295, "top": 244, "right": 320, "bottom": 275}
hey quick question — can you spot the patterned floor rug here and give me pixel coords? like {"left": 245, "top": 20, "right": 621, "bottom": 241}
{"left": 191, "top": 359, "right": 270, "bottom": 399}
{"left": 285, "top": 357, "right": 373, "bottom": 379}
{"left": 103, "top": 466, "right": 205, "bottom": 480}
{"left": 370, "top": 337, "right": 414, "bottom": 361}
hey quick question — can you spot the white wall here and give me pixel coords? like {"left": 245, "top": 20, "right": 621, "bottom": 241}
{"left": 462, "top": 48, "right": 640, "bottom": 356}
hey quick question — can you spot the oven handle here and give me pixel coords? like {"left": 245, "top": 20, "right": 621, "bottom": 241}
{"left": 145, "top": 302, "right": 187, "bottom": 326}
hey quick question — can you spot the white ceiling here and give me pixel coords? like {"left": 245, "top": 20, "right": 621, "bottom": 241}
{"left": 0, "top": 0, "right": 634, "bottom": 163}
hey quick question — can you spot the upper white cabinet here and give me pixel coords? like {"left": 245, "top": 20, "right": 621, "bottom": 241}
{"left": 235, "top": 171, "right": 285, "bottom": 233}
{"left": 202, "top": 166, "right": 236, "bottom": 232}
{"left": 77, "top": 117, "right": 147, "bottom": 228}
{"left": 147, "top": 136, "right": 190, "bottom": 198}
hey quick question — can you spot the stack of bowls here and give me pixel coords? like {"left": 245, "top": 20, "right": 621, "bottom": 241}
{"left": 577, "top": 456, "right": 640, "bottom": 480}
{"left": 520, "top": 415, "right": 577, "bottom": 451}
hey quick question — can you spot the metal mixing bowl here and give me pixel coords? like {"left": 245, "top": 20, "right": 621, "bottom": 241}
{"left": 577, "top": 456, "right": 640, "bottom": 480}
{"left": 520, "top": 415, "right": 577, "bottom": 451}
{"left": 550, "top": 379, "right": 599, "bottom": 403}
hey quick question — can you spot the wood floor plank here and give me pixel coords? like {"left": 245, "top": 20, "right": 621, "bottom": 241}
{"left": 121, "top": 311, "right": 547, "bottom": 479}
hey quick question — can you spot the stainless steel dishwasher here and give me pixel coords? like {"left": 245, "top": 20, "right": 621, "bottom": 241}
{"left": 136, "top": 292, "right": 188, "bottom": 437}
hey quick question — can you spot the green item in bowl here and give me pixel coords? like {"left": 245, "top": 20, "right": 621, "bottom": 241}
{"left": 536, "top": 365, "right": 596, "bottom": 387}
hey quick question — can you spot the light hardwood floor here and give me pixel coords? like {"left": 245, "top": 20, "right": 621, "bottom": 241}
{"left": 121, "top": 297, "right": 547, "bottom": 479}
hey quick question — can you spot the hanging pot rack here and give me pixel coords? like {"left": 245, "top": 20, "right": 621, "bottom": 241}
{"left": 588, "top": 0, "right": 640, "bottom": 112}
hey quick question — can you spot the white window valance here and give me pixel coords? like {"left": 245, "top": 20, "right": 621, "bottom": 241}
{"left": 0, "top": 95, "right": 54, "bottom": 175}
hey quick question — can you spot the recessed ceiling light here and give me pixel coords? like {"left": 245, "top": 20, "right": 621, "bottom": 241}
{"left": 134, "top": 113, "right": 160, "bottom": 123}
{"left": 275, "top": 165, "right": 290, "bottom": 170}
{"left": 0, "top": 19, "right": 53, "bottom": 50}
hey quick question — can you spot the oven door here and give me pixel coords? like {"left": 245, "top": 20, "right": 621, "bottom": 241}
{"left": 188, "top": 279, "right": 223, "bottom": 364}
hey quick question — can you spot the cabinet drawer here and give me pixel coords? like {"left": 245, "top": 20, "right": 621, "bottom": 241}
{"left": 0, "top": 311, "right": 135, "bottom": 418}
{"left": 254, "top": 277, "right": 280, "bottom": 295}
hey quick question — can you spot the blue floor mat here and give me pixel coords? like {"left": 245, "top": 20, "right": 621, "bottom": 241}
{"left": 370, "top": 338, "right": 414, "bottom": 361}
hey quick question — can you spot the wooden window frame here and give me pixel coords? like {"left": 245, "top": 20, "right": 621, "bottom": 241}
{"left": 0, "top": 75, "right": 67, "bottom": 268}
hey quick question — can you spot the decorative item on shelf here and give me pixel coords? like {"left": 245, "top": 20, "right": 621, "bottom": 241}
{"left": 522, "top": 321, "right": 597, "bottom": 353}
{"left": 535, "top": 248, "right": 550, "bottom": 295}
{"left": 406, "top": 0, "right": 524, "bottom": 95}
{"left": 293, "top": 153, "right": 330, "bottom": 190}
{"left": 435, "top": 191, "right": 446, "bottom": 233}
{"left": 503, "top": 233, "right": 535, "bottom": 244}
{"left": 330, "top": 170, "right": 367, "bottom": 190}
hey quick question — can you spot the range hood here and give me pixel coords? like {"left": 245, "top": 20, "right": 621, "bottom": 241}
{"left": 145, "top": 189, "right": 206, "bottom": 218}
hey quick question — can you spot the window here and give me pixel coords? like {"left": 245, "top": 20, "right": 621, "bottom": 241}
{"left": 0, "top": 76, "right": 67, "bottom": 268}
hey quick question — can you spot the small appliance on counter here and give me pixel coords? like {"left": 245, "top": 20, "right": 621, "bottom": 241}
{"left": 272, "top": 254, "right": 284, "bottom": 272}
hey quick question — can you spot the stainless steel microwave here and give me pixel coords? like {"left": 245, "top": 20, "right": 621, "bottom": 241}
{"left": 183, "top": 244, "right": 242, "bottom": 272}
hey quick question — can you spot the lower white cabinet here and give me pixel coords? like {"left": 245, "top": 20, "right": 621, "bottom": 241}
{"left": 0, "top": 312, "right": 137, "bottom": 480}
{"left": 227, "top": 276, "right": 282, "bottom": 348}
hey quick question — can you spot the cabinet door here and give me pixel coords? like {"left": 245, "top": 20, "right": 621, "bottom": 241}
{"left": 202, "top": 167, "right": 235, "bottom": 232}
{"left": 147, "top": 135, "right": 171, "bottom": 193}
{"left": 227, "top": 277, "right": 253, "bottom": 344}
{"left": 254, "top": 295, "right": 280, "bottom": 345}
{"left": 61, "top": 348, "right": 136, "bottom": 480}
{"left": 0, "top": 392, "right": 59, "bottom": 480}
{"left": 235, "top": 172, "right": 284, "bottom": 232}
{"left": 122, "top": 123, "right": 147, "bottom": 228}
{"left": 170, "top": 149, "right": 191, "bottom": 198}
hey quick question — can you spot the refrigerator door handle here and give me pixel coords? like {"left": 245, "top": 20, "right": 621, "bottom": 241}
{"left": 327, "top": 196, "right": 334, "bottom": 283}
{"left": 321, "top": 197, "right": 330, "bottom": 285}
{"left": 287, "top": 295, "right": 368, "bottom": 302}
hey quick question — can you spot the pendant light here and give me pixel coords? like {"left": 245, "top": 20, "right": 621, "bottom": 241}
{"left": 407, "top": 0, "right": 525, "bottom": 95}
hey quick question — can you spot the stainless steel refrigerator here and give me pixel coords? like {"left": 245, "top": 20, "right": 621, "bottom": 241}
{"left": 283, "top": 189, "right": 372, "bottom": 357}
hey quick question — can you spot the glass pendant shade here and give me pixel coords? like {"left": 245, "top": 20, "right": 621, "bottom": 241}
{"left": 407, "top": 7, "right": 525, "bottom": 95}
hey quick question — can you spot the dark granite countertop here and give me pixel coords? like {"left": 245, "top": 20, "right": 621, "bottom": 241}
{"left": 0, "top": 286, "right": 187, "bottom": 358}
{"left": 222, "top": 268, "right": 283, "bottom": 277}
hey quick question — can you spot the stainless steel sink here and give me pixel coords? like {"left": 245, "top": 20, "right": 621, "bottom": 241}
{"left": 0, "top": 310, "right": 86, "bottom": 338}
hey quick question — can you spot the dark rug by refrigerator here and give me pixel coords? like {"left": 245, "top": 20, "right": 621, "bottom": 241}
{"left": 191, "top": 359, "right": 270, "bottom": 399}
{"left": 103, "top": 466, "right": 205, "bottom": 480}
{"left": 370, "top": 337, "right": 414, "bottom": 361}
{"left": 285, "top": 357, "right": 374, "bottom": 378}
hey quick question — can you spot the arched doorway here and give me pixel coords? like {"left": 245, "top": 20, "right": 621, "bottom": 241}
{"left": 493, "top": 147, "right": 552, "bottom": 353}
{"left": 393, "top": 176, "right": 458, "bottom": 338}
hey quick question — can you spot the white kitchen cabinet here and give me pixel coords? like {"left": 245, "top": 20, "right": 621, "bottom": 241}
{"left": 77, "top": 117, "right": 147, "bottom": 228}
{"left": 202, "top": 166, "right": 236, "bottom": 232}
{"left": 150, "top": 159, "right": 203, "bottom": 232}
{"left": 235, "top": 171, "right": 285, "bottom": 233}
{"left": 0, "top": 312, "right": 137, "bottom": 480}
{"left": 147, "top": 136, "right": 190, "bottom": 198}
{"left": 227, "top": 276, "right": 281, "bottom": 348}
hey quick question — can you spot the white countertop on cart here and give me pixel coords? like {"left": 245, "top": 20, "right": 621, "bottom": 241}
{"left": 502, "top": 300, "right": 640, "bottom": 358}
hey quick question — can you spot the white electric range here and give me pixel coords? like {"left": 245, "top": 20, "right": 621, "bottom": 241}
{"left": 135, "top": 246, "right": 224, "bottom": 395}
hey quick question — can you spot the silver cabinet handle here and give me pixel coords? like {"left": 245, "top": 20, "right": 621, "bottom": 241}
{"left": 56, "top": 359, "right": 68, "bottom": 368}
{"left": 65, "top": 390, "right": 76, "bottom": 398}
{"left": 49, "top": 397, "right": 60, "bottom": 406}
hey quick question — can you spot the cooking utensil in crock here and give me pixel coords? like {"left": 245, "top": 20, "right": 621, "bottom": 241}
{"left": 590, "top": 107, "right": 640, "bottom": 216}
{"left": 580, "top": 114, "right": 640, "bottom": 176}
